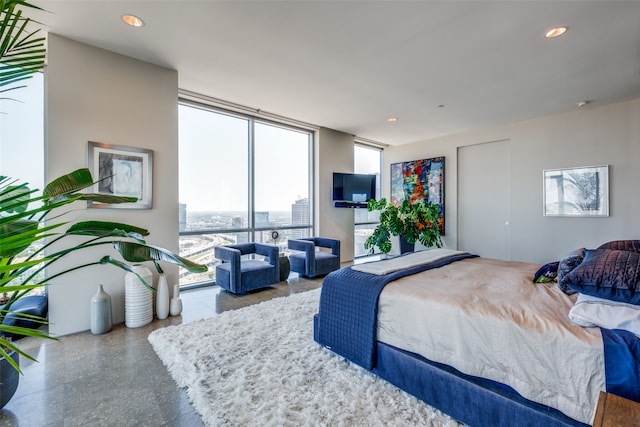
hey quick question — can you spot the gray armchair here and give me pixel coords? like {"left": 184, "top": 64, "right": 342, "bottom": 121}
{"left": 288, "top": 237, "right": 340, "bottom": 278}
{"left": 215, "top": 243, "right": 280, "bottom": 294}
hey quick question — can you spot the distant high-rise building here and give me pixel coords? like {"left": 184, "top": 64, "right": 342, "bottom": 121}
{"left": 291, "top": 198, "right": 310, "bottom": 239}
{"left": 255, "top": 211, "right": 270, "bottom": 227}
{"left": 232, "top": 217, "right": 244, "bottom": 228}
{"left": 232, "top": 216, "right": 248, "bottom": 244}
{"left": 354, "top": 207, "right": 369, "bottom": 223}
{"left": 179, "top": 203, "right": 187, "bottom": 232}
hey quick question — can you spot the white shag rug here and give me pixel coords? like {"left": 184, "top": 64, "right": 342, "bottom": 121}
{"left": 148, "top": 288, "right": 461, "bottom": 426}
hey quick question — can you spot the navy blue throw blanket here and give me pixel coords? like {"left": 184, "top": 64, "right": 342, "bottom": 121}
{"left": 602, "top": 328, "right": 640, "bottom": 401}
{"left": 316, "top": 252, "right": 477, "bottom": 370}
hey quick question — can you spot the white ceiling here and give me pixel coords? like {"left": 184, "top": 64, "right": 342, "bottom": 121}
{"left": 32, "top": 1, "right": 640, "bottom": 145}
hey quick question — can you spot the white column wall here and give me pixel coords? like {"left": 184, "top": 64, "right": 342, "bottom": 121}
{"left": 46, "top": 35, "right": 179, "bottom": 335}
{"left": 316, "top": 127, "right": 355, "bottom": 262}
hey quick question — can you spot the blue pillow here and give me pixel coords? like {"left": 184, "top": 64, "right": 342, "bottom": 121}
{"left": 533, "top": 261, "right": 559, "bottom": 283}
{"left": 598, "top": 240, "right": 640, "bottom": 252}
{"left": 557, "top": 248, "right": 585, "bottom": 295}
{"left": 563, "top": 249, "right": 640, "bottom": 305}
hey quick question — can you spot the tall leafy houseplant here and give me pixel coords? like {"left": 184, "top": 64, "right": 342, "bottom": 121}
{"left": 364, "top": 198, "right": 442, "bottom": 254}
{"left": 0, "top": 0, "right": 45, "bottom": 103}
{"left": 0, "top": 1, "right": 207, "bottom": 378}
{"left": 0, "top": 169, "right": 208, "bottom": 372}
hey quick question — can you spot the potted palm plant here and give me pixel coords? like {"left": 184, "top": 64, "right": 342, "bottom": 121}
{"left": 1, "top": 1, "right": 47, "bottom": 399}
{"left": 0, "top": 0, "right": 45, "bottom": 104}
{"left": 0, "top": 0, "right": 208, "bottom": 408}
{"left": 364, "top": 198, "right": 442, "bottom": 254}
{"left": 0, "top": 168, "right": 208, "bottom": 404}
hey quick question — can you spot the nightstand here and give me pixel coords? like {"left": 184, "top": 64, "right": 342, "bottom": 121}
{"left": 592, "top": 391, "right": 640, "bottom": 427}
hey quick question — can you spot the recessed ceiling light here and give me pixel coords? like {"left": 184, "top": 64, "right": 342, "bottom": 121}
{"left": 387, "top": 117, "right": 398, "bottom": 123}
{"left": 122, "top": 14, "right": 145, "bottom": 27}
{"left": 545, "top": 26, "right": 568, "bottom": 38}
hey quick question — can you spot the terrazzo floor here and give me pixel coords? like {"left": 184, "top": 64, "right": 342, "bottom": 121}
{"left": 0, "top": 274, "right": 324, "bottom": 426}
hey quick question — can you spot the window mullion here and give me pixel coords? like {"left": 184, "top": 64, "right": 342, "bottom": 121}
{"left": 248, "top": 118, "right": 256, "bottom": 242}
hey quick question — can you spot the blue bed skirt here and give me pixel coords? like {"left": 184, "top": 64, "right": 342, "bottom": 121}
{"left": 314, "top": 314, "right": 588, "bottom": 426}
{"left": 374, "top": 341, "right": 588, "bottom": 427}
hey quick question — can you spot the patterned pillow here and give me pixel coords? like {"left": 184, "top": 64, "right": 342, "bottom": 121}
{"left": 533, "top": 261, "right": 559, "bottom": 283}
{"left": 598, "top": 240, "right": 640, "bottom": 252}
{"left": 563, "top": 249, "right": 640, "bottom": 306}
{"left": 557, "top": 248, "right": 585, "bottom": 295}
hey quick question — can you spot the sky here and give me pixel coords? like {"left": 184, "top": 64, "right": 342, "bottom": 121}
{"left": 0, "top": 72, "right": 44, "bottom": 189}
{"left": 178, "top": 104, "right": 311, "bottom": 213}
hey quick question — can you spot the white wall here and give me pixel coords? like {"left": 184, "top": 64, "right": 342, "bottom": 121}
{"left": 316, "top": 127, "right": 355, "bottom": 262}
{"left": 46, "top": 35, "right": 179, "bottom": 335}
{"left": 386, "top": 98, "right": 640, "bottom": 264}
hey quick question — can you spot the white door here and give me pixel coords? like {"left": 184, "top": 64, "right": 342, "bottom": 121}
{"left": 457, "top": 139, "right": 511, "bottom": 260}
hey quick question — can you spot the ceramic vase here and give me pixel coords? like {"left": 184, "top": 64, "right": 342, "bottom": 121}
{"left": 169, "top": 284, "right": 183, "bottom": 316}
{"left": 90, "top": 284, "right": 112, "bottom": 335}
{"left": 156, "top": 274, "right": 170, "bottom": 320}
{"left": 125, "top": 264, "right": 153, "bottom": 328}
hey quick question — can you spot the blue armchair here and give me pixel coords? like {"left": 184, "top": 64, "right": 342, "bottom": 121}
{"left": 288, "top": 237, "right": 340, "bottom": 278}
{"left": 215, "top": 243, "right": 280, "bottom": 294}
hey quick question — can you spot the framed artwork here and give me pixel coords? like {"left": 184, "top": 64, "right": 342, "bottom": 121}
{"left": 87, "top": 141, "right": 153, "bottom": 209}
{"left": 543, "top": 165, "right": 609, "bottom": 217}
{"left": 390, "top": 156, "right": 445, "bottom": 234}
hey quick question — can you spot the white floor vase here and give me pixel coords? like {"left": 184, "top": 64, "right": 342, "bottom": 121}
{"left": 124, "top": 265, "right": 153, "bottom": 328}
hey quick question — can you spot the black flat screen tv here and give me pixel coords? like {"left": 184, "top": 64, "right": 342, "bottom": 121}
{"left": 332, "top": 173, "right": 377, "bottom": 204}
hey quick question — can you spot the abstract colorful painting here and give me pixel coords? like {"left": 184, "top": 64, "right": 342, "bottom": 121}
{"left": 390, "top": 156, "right": 445, "bottom": 234}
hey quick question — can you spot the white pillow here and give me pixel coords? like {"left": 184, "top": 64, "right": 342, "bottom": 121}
{"left": 569, "top": 293, "right": 640, "bottom": 337}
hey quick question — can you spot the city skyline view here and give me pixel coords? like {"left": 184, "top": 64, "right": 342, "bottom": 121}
{"left": 178, "top": 197, "right": 313, "bottom": 286}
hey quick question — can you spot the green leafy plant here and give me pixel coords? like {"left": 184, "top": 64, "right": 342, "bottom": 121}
{"left": 0, "top": 0, "right": 205, "bottom": 382}
{"left": 0, "top": 168, "right": 208, "bottom": 372}
{"left": 364, "top": 198, "right": 442, "bottom": 254}
{"left": 0, "top": 0, "right": 46, "bottom": 103}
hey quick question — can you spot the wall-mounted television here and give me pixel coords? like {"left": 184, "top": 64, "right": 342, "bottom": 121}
{"left": 332, "top": 173, "right": 377, "bottom": 207}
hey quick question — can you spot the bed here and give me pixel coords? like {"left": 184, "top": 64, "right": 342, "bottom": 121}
{"left": 313, "top": 247, "right": 640, "bottom": 426}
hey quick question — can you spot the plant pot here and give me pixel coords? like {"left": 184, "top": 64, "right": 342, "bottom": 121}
{"left": 0, "top": 350, "right": 19, "bottom": 409}
{"left": 399, "top": 236, "right": 415, "bottom": 254}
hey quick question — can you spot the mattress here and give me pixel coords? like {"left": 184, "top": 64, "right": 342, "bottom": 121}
{"left": 376, "top": 257, "right": 604, "bottom": 424}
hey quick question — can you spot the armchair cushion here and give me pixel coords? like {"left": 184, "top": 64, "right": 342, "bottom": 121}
{"left": 288, "top": 237, "right": 340, "bottom": 278}
{"left": 1, "top": 295, "right": 48, "bottom": 340}
{"left": 215, "top": 243, "right": 279, "bottom": 294}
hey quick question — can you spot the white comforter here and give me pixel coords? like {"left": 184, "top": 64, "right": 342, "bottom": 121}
{"left": 376, "top": 257, "right": 604, "bottom": 424}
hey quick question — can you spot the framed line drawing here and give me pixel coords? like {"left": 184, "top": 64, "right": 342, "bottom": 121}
{"left": 390, "top": 156, "right": 445, "bottom": 234}
{"left": 543, "top": 165, "right": 609, "bottom": 217}
{"left": 87, "top": 141, "right": 153, "bottom": 209}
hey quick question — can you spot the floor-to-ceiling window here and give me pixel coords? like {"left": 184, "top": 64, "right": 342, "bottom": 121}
{"left": 0, "top": 72, "right": 44, "bottom": 292}
{"left": 354, "top": 144, "right": 382, "bottom": 257}
{"left": 0, "top": 72, "right": 44, "bottom": 188}
{"left": 178, "top": 101, "right": 313, "bottom": 286}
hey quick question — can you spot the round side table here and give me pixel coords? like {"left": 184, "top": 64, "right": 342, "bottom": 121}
{"left": 279, "top": 254, "right": 291, "bottom": 281}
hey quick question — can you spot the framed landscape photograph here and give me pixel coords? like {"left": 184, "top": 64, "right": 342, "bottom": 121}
{"left": 390, "top": 156, "right": 445, "bottom": 234}
{"left": 543, "top": 165, "right": 609, "bottom": 217}
{"left": 87, "top": 141, "right": 153, "bottom": 209}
